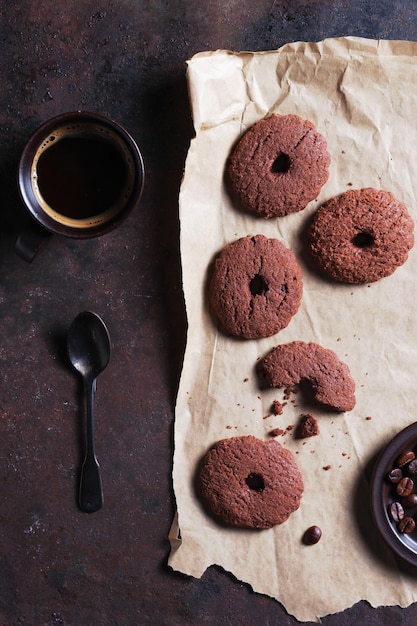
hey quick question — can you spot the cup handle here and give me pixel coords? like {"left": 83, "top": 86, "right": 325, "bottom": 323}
{"left": 15, "top": 226, "right": 53, "bottom": 262}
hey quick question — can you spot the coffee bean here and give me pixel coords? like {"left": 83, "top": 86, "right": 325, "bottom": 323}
{"left": 389, "top": 501, "right": 404, "bottom": 522}
{"left": 388, "top": 468, "right": 403, "bottom": 483}
{"left": 397, "top": 476, "right": 414, "bottom": 497}
{"left": 408, "top": 459, "right": 417, "bottom": 475}
{"left": 302, "top": 525, "right": 322, "bottom": 545}
{"left": 403, "top": 493, "right": 417, "bottom": 509}
{"left": 398, "top": 516, "right": 416, "bottom": 534}
{"left": 397, "top": 451, "right": 415, "bottom": 467}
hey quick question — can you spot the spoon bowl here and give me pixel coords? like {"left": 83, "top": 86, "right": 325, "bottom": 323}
{"left": 68, "top": 311, "right": 111, "bottom": 512}
{"left": 68, "top": 312, "right": 110, "bottom": 378}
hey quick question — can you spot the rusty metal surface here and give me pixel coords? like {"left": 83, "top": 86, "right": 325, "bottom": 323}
{"left": 1, "top": 1, "right": 417, "bottom": 624}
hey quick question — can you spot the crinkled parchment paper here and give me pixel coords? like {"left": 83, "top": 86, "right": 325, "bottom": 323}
{"left": 168, "top": 37, "right": 417, "bottom": 622}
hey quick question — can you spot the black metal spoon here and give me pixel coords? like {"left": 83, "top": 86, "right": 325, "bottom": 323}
{"left": 67, "top": 311, "right": 111, "bottom": 513}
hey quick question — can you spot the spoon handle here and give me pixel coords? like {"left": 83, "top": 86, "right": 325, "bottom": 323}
{"left": 79, "top": 378, "right": 103, "bottom": 513}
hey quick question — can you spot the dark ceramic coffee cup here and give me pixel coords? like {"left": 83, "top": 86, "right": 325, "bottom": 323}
{"left": 17, "top": 111, "right": 145, "bottom": 261}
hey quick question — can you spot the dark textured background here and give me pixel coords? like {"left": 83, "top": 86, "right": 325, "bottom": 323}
{"left": 1, "top": 1, "right": 417, "bottom": 624}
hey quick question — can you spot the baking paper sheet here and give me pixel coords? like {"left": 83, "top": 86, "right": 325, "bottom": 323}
{"left": 169, "top": 37, "right": 417, "bottom": 621}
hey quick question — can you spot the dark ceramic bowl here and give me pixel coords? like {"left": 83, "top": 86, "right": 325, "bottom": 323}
{"left": 371, "top": 421, "right": 417, "bottom": 566}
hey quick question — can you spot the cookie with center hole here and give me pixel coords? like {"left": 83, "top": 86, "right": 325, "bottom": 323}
{"left": 199, "top": 435, "right": 304, "bottom": 529}
{"left": 209, "top": 234, "right": 303, "bottom": 339}
{"left": 308, "top": 188, "right": 414, "bottom": 284}
{"left": 228, "top": 113, "right": 331, "bottom": 218}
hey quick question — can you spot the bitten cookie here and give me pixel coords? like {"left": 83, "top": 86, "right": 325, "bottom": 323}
{"left": 199, "top": 435, "right": 304, "bottom": 529}
{"left": 262, "top": 341, "right": 356, "bottom": 412}
{"left": 228, "top": 113, "right": 331, "bottom": 218}
{"left": 308, "top": 188, "right": 414, "bottom": 283}
{"left": 209, "top": 234, "right": 303, "bottom": 339}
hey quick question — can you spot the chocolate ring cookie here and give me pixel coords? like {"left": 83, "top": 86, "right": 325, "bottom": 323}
{"left": 262, "top": 341, "right": 356, "bottom": 412}
{"left": 228, "top": 113, "right": 331, "bottom": 218}
{"left": 209, "top": 234, "right": 303, "bottom": 339}
{"left": 199, "top": 435, "right": 304, "bottom": 529}
{"left": 308, "top": 188, "right": 414, "bottom": 284}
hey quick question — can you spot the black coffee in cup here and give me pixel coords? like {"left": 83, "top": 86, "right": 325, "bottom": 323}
{"left": 31, "top": 121, "right": 136, "bottom": 227}
{"left": 18, "top": 112, "right": 144, "bottom": 259}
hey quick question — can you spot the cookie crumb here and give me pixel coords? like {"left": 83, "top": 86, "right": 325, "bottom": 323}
{"left": 283, "top": 387, "right": 293, "bottom": 400}
{"left": 272, "top": 400, "right": 284, "bottom": 415}
{"left": 296, "top": 413, "right": 319, "bottom": 439}
{"left": 270, "top": 428, "right": 285, "bottom": 437}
